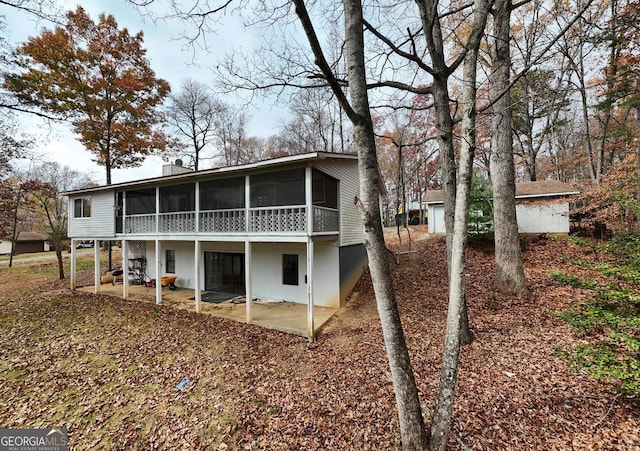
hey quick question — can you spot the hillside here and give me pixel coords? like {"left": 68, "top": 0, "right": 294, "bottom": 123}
{"left": 0, "top": 234, "right": 638, "bottom": 449}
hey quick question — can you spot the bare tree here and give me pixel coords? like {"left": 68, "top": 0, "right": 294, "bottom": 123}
{"left": 431, "top": 3, "right": 489, "bottom": 448}
{"left": 285, "top": 86, "right": 351, "bottom": 153}
{"left": 0, "top": 0, "right": 61, "bottom": 22}
{"left": 127, "top": 0, "right": 593, "bottom": 447}
{"left": 554, "top": 0, "right": 608, "bottom": 182}
{"left": 3, "top": 158, "right": 38, "bottom": 268}
{"left": 166, "top": 78, "right": 223, "bottom": 170}
{"left": 213, "top": 103, "right": 252, "bottom": 166}
{"left": 30, "top": 162, "right": 93, "bottom": 279}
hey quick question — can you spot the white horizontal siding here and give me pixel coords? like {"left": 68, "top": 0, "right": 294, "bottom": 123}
{"left": 68, "top": 191, "right": 115, "bottom": 238}
{"left": 0, "top": 240, "right": 12, "bottom": 254}
{"left": 517, "top": 202, "right": 570, "bottom": 233}
{"left": 313, "top": 159, "right": 363, "bottom": 247}
{"left": 428, "top": 204, "right": 445, "bottom": 234}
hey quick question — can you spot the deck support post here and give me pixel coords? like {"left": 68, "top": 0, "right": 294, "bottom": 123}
{"left": 70, "top": 240, "right": 77, "bottom": 289}
{"left": 69, "top": 239, "right": 78, "bottom": 290}
{"left": 305, "top": 166, "right": 315, "bottom": 340}
{"left": 155, "top": 239, "right": 162, "bottom": 304}
{"left": 194, "top": 240, "right": 201, "bottom": 313}
{"left": 245, "top": 240, "right": 252, "bottom": 323}
{"left": 306, "top": 238, "right": 314, "bottom": 340}
{"left": 93, "top": 240, "right": 100, "bottom": 294}
{"left": 122, "top": 240, "right": 129, "bottom": 299}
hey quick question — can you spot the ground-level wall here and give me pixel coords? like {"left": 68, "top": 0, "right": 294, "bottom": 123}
{"left": 252, "top": 242, "right": 340, "bottom": 308}
{"left": 339, "top": 244, "right": 367, "bottom": 303}
{"left": 132, "top": 239, "right": 345, "bottom": 309}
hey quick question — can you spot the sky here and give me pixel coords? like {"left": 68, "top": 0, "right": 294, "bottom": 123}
{"left": 2, "top": 1, "right": 285, "bottom": 184}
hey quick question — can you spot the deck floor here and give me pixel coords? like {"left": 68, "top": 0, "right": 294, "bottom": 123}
{"left": 77, "top": 283, "right": 338, "bottom": 338}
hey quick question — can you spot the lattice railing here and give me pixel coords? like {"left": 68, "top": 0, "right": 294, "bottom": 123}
{"left": 125, "top": 214, "right": 156, "bottom": 234}
{"left": 159, "top": 212, "right": 196, "bottom": 233}
{"left": 200, "top": 209, "right": 246, "bottom": 233}
{"left": 250, "top": 207, "right": 307, "bottom": 232}
{"left": 313, "top": 206, "right": 339, "bottom": 232}
{"left": 124, "top": 206, "right": 338, "bottom": 235}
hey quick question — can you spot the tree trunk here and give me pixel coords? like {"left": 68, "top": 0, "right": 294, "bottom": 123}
{"left": 490, "top": 0, "right": 529, "bottom": 297}
{"left": 56, "top": 247, "right": 64, "bottom": 279}
{"left": 106, "top": 160, "right": 112, "bottom": 186}
{"left": 8, "top": 185, "right": 22, "bottom": 269}
{"left": 418, "top": 0, "right": 473, "bottom": 343}
{"left": 430, "top": 1, "right": 488, "bottom": 446}
{"left": 432, "top": 69, "right": 473, "bottom": 345}
{"left": 341, "top": 1, "right": 429, "bottom": 448}
{"left": 636, "top": 104, "right": 640, "bottom": 231}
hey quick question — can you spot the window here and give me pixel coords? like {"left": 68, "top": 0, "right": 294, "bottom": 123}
{"left": 282, "top": 254, "right": 299, "bottom": 286}
{"left": 166, "top": 249, "right": 176, "bottom": 274}
{"left": 73, "top": 197, "right": 91, "bottom": 218}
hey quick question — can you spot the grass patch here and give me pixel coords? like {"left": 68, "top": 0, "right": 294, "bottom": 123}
{"left": 0, "top": 250, "right": 61, "bottom": 262}
{"left": 547, "top": 269, "right": 598, "bottom": 290}
{"left": 553, "top": 266, "right": 640, "bottom": 395}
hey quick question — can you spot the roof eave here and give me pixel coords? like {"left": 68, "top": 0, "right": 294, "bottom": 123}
{"left": 63, "top": 152, "right": 358, "bottom": 196}
{"left": 515, "top": 191, "right": 580, "bottom": 199}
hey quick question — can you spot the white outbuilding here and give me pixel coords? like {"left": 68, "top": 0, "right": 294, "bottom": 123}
{"left": 425, "top": 180, "right": 579, "bottom": 235}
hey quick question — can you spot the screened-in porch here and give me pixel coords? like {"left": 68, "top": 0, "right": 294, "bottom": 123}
{"left": 115, "top": 168, "right": 340, "bottom": 236}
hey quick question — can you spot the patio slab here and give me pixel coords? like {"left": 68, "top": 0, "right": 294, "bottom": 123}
{"left": 77, "top": 283, "right": 338, "bottom": 338}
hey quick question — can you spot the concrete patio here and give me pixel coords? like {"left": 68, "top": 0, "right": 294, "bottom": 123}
{"left": 77, "top": 283, "right": 339, "bottom": 338}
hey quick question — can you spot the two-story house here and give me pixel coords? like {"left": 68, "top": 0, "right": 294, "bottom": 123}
{"left": 65, "top": 152, "right": 368, "bottom": 337}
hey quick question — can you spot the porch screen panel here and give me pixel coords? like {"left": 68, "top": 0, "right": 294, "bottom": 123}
{"left": 115, "top": 192, "right": 123, "bottom": 233}
{"left": 312, "top": 169, "right": 338, "bottom": 209}
{"left": 250, "top": 169, "right": 305, "bottom": 207}
{"left": 200, "top": 177, "right": 245, "bottom": 210}
{"left": 160, "top": 184, "right": 195, "bottom": 212}
{"left": 126, "top": 188, "right": 156, "bottom": 214}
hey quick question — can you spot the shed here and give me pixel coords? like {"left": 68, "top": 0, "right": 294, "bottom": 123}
{"left": 0, "top": 232, "right": 50, "bottom": 255}
{"left": 424, "top": 180, "right": 579, "bottom": 234}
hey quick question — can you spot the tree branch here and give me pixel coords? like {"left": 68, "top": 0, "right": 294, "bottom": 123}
{"left": 291, "top": 0, "right": 356, "bottom": 122}
{"left": 363, "top": 18, "right": 436, "bottom": 77}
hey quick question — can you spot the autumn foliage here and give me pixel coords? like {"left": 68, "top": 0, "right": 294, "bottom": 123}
{"left": 4, "top": 6, "right": 170, "bottom": 184}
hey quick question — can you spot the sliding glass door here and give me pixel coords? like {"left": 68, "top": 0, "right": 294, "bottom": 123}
{"left": 204, "top": 252, "right": 245, "bottom": 294}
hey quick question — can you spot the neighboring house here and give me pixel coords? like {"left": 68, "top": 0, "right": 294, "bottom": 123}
{"left": 0, "top": 232, "right": 50, "bottom": 255}
{"left": 396, "top": 201, "right": 428, "bottom": 225}
{"left": 64, "top": 152, "right": 369, "bottom": 335}
{"left": 425, "top": 180, "right": 579, "bottom": 234}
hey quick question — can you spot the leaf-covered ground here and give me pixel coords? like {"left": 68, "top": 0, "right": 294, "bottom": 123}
{"left": 1, "top": 233, "right": 638, "bottom": 449}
